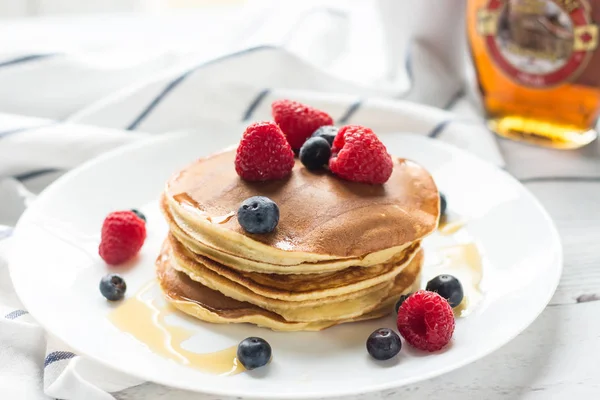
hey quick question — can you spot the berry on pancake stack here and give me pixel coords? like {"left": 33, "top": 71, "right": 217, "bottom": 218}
{"left": 271, "top": 99, "right": 333, "bottom": 151}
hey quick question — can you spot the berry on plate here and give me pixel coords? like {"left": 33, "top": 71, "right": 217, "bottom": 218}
{"left": 299, "top": 137, "right": 331, "bottom": 171}
{"left": 99, "top": 273, "right": 127, "bottom": 301}
{"left": 237, "top": 337, "right": 272, "bottom": 370}
{"left": 426, "top": 274, "right": 464, "bottom": 308}
{"left": 99, "top": 211, "right": 146, "bottom": 265}
{"left": 439, "top": 193, "right": 447, "bottom": 216}
{"left": 366, "top": 328, "right": 402, "bottom": 360}
{"left": 329, "top": 125, "right": 393, "bottom": 184}
{"left": 272, "top": 99, "right": 333, "bottom": 151}
{"left": 311, "top": 125, "right": 338, "bottom": 146}
{"left": 130, "top": 208, "right": 146, "bottom": 222}
{"left": 235, "top": 121, "right": 295, "bottom": 181}
{"left": 237, "top": 196, "right": 280, "bottom": 234}
{"left": 396, "top": 290, "right": 455, "bottom": 352}
{"left": 394, "top": 294, "right": 410, "bottom": 313}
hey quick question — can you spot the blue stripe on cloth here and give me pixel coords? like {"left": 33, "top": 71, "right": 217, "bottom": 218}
{"left": 0, "top": 122, "right": 58, "bottom": 139}
{"left": 0, "top": 54, "right": 58, "bottom": 69}
{"left": 443, "top": 89, "right": 465, "bottom": 110}
{"left": 14, "top": 168, "right": 61, "bottom": 182}
{"left": 337, "top": 98, "right": 363, "bottom": 124}
{"left": 242, "top": 89, "right": 271, "bottom": 121}
{"left": 396, "top": 45, "right": 414, "bottom": 99}
{"left": 4, "top": 309, "right": 27, "bottom": 319}
{"left": 520, "top": 176, "right": 600, "bottom": 184}
{"left": 405, "top": 45, "right": 413, "bottom": 83}
{"left": 0, "top": 226, "right": 13, "bottom": 240}
{"left": 126, "top": 71, "right": 193, "bottom": 130}
{"left": 44, "top": 351, "right": 76, "bottom": 367}
{"left": 126, "top": 45, "right": 277, "bottom": 131}
{"left": 428, "top": 119, "right": 453, "bottom": 138}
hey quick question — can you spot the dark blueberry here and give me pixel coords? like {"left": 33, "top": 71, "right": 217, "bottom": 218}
{"left": 99, "top": 274, "right": 126, "bottom": 301}
{"left": 131, "top": 209, "right": 146, "bottom": 222}
{"left": 395, "top": 294, "right": 410, "bottom": 313}
{"left": 237, "top": 196, "right": 279, "bottom": 234}
{"left": 311, "top": 125, "right": 338, "bottom": 146}
{"left": 299, "top": 137, "right": 331, "bottom": 171}
{"left": 237, "top": 337, "right": 272, "bottom": 370}
{"left": 366, "top": 328, "right": 402, "bottom": 360}
{"left": 426, "top": 274, "right": 464, "bottom": 308}
{"left": 439, "top": 193, "right": 447, "bottom": 216}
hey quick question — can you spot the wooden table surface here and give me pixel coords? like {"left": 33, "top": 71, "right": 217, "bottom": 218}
{"left": 113, "top": 138, "right": 600, "bottom": 399}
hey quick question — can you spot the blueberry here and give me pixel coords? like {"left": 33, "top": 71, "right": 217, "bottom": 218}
{"left": 394, "top": 294, "right": 410, "bottom": 313}
{"left": 237, "top": 337, "right": 272, "bottom": 370}
{"left": 426, "top": 274, "right": 463, "bottom": 308}
{"left": 299, "top": 137, "right": 331, "bottom": 171}
{"left": 131, "top": 209, "right": 146, "bottom": 222}
{"left": 99, "top": 274, "right": 126, "bottom": 301}
{"left": 366, "top": 328, "right": 402, "bottom": 360}
{"left": 237, "top": 196, "right": 279, "bottom": 234}
{"left": 439, "top": 193, "right": 447, "bottom": 216}
{"left": 311, "top": 125, "right": 338, "bottom": 146}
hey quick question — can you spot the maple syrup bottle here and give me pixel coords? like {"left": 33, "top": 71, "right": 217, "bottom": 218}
{"left": 467, "top": 0, "right": 600, "bottom": 148}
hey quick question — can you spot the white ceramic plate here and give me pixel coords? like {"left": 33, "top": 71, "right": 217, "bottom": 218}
{"left": 10, "top": 131, "right": 562, "bottom": 399}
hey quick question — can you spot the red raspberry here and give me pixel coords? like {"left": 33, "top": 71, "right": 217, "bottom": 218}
{"left": 99, "top": 211, "right": 146, "bottom": 265}
{"left": 396, "top": 290, "right": 455, "bottom": 352}
{"left": 235, "top": 121, "right": 295, "bottom": 181}
{"left": 329, "top": 125, "right": 393, "bottom": 184}
{"left": 271, "top": 99, "right": 333, "bottom": 150}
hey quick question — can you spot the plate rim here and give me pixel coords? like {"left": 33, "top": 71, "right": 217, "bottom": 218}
{"left": 9, "top": 132, "right": 563, "bottom": 399}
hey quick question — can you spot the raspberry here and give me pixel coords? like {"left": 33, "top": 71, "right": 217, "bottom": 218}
{"left": 235, "top": 121, "right": 295, "bottom": 181}
{"left": 271, "top": 99, "right": 333, "bottom": 150}
{"left": 99, "top": 211, "right": 146, "bottom": 265}
{"left": 329, "top": 125, "right": 393, "bottom": 184}
{"left": 396, "top": 290, "right": 455, "bottom": 352}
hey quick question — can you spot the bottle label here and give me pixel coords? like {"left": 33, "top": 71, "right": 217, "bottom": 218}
{"left": 477, "top": 0, "right": 598, "bottom": 87}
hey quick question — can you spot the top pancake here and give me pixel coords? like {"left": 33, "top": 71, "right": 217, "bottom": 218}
{"left": 165, "top": 149, "right": 439, "bottom": 259}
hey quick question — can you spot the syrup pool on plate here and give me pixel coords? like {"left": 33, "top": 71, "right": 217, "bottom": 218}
{"left": 426, "top": 213, "right": 485, "bottom": 317}
{"left": 108, "top": 279, "right": 244, "bottom": 376}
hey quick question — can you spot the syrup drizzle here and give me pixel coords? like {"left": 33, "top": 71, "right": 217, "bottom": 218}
{"left": 173, "top": 193, "right": 234, "bottom": 224}
{"left": 430, "top": 213, "right": 484, "bottom": 317}
{"left": 438, "top": 218, "right": 468, "bottom": 236}
{"left": 108, "top": 281, "right": 244, "bottom": 375}
{"left": 434, "top": 242, "right": 484, "bottom": 317}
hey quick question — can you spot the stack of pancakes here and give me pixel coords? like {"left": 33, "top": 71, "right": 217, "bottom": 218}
{"left": 157, "top": 149, "right": 439, "bottom": 331}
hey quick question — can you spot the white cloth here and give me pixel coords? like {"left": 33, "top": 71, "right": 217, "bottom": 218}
{"left": 0, "top": 1, "right": 598, "bottom": 400}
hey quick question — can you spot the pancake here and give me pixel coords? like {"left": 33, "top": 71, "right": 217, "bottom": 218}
{"left": 156, "top": 241, "right": 423, "bottom": 331}
{"left": 163, "top": 149, "right": 439, "bottom": 268}
{"left": 168, "top": 233, "right": 421, "bottom": 302}
{"left": 167, "top": 236, "right": 423, "bottom": 322}
{"left": 162, "top": 194, "right": 414, "bottom": 274}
